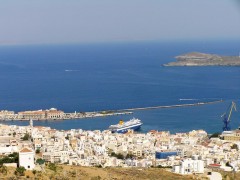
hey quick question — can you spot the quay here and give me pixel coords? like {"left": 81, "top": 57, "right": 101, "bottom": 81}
{"left": 0, "top": 110, "right": 133, "bottom": 121}
{"left": 0, "top": 99, "right": 223, "bottom": 121}
{"left": 115, "top": 99, "right": 224, "bottom": 112}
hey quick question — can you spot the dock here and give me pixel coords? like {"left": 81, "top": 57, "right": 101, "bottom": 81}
{"left": 0, "top": 99, "right": 224, "bottom": 121}
{"left": 114, "top": 99, "right": 223, "bottom": 112}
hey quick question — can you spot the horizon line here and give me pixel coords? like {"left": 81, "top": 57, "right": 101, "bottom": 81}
{"left": 0, "top": 37, "right": 240, "bottom": 47}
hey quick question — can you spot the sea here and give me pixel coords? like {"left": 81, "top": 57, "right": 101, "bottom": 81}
{"left": 0, "top": 39, "right": 240, "bottom": 134}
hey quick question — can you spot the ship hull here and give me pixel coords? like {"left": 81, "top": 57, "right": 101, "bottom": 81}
{"left": 111, "top": 123, "right": 142, "bottom": 133}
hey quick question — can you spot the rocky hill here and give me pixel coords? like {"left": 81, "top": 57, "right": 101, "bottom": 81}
{"left": 0, "top": 165, "right": 195, "bottom": 180}
{"left": 163, "top": 52, "right": 240, "bottom": 66}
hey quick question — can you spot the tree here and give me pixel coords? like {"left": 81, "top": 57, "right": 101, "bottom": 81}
{"left": 110, "top": 152, "right": 125, "bottom": 159}
{"left": 21, "top": 133, "right": 30, "bottom": 141}
{"left": 14, "top": 166, "right": 26, "bottom": 176}
{"left": 110, "top": 152, "right": 116, "bottom": 157}
{"left": 35, "top": 149, "right": 40, "bottom": 154}
{"left": 0, "top": 153, "right": 18, "bottom": 165}
{"left": 8, "top": 152, "right": 19, "bottom": 163}
{"left": 8, "top": 152, "right": 18, "bottom": 158}
{"left": 209, "top": 132, "right": 220, "bottom": 139}
{"left": 13, "top": 132, "right": 16, "bottom": 137}
{"left": 36, "top": 158, "right": 45, "bottom": 165}
{"left": 231, "top": 144, "right": 238, "bottom": 150}
{"left": 126, "top": 154, "right": 134, "bottom": 159}
{"left": 0, "top": 157, "right": 12, "bottom": 165}
{"left": 116, "top": 153, "right": 124, "bottom": 159}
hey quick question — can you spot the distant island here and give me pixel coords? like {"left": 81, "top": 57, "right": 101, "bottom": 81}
{"left": 163, "top": 52, "right": 240, "bottom": 66}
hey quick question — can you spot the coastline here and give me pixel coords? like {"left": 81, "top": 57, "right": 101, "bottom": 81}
{"left": 163, "top": 52, "right": 240, "bottom": 67}
{"left": 0, "top": 99, "right": 223, "bottom": 121}
{"left": 0, "top": 111, "right": 133, "bottom": 121}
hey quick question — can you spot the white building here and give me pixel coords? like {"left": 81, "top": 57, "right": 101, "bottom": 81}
{"left": 0, "top": 146, "right": 18, "bottom": 155}
{"left": 19, "top": 148, "right": 35, "bottom": 170}
{"left": 173, "top": 158, "right": 204, "bottom": 175}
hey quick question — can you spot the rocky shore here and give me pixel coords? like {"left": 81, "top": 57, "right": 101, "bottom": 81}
{"left": 163, "top": 52, "right": 240, "bottom": 66}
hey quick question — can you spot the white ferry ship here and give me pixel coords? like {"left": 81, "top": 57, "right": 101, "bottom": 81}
{"left": 108, "top": 118, "right": 143, "bottom": 133}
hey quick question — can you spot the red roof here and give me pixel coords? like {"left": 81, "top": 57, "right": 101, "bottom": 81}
{"left": 208, "top": 164, "right": 221, "bottom": 167}
{"left": 20, "top": 148, "right": 33, "bottom": 153}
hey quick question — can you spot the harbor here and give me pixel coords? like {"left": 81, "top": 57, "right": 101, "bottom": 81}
{"left": 0, "top": 99, "right": 224, "bottom": 121}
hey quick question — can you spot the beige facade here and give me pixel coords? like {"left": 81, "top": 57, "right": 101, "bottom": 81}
{"left": 18, "top": 110, "right": 46, "bottom": 120}
{"left": 18, "top": 108, "right": 64, "bottom": 120}
{"left": 0, "top": 110, "right": 15, "bottom": 116}
{"left": 0, "top": 110, "right": 15, "bottom": 119}
{"left": 223, "top": 135, "right": 240, "bottom": 141}
{"left": 46, "top": 108, "right": 64, "bottom": 119}
{"left": 222, "top": 130, "right": 240, "bottom": 141}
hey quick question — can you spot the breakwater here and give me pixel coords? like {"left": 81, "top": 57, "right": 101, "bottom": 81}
{"left": 114, "top": 99, "right": 224, "bottom": 112}
{"left": 0, "top": 100, "right": 223, "bottom": 121}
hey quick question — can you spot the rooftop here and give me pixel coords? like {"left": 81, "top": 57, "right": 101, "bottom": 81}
{"left": 20, "top": 148, "right": 33, "bottom": 153}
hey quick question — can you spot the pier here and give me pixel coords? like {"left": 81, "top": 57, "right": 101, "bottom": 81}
{"left": 114, "top": 99, "right": 224, "bottom": 112}
{"left": 0, "top": 100, "right": 223, "bottom": 121}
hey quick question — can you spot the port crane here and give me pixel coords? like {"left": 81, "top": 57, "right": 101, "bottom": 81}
{"left": 222, "top": 101, "right": 237, "bottom": 131}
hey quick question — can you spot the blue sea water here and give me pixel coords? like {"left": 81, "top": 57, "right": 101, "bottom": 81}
{"left": 0, "top": 40, "right": 240, "bottom": 133}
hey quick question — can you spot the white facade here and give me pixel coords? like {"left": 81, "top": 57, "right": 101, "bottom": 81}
{"left": 0, "top": 146, "right": 18, "bottom": 155}
{"left": 19, "top": 148, "right": 35, "bottom": 170}
{"left": 173, "top": 158, "right": 204, "bottom": 174}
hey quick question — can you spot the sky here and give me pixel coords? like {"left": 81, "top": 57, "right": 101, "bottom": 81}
{"left": 0, "top": 0, "right": 239, "bottom": 44}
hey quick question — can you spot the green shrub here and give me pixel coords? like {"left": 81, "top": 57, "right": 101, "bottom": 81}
{"left": 48, "top": 163, "right": 57, "bottom": 172}
{"left": 0, "top": 153, "right": 18, "bottom": 165}
{"left": 15, "top": 166, "right": 26, "bottom": 176}
{"left": 0, "top": 165, "right": 8, "bottom": 175}
{"left": 231, "top": 144, "right": 238, "bottom": 150}
{"left": 209, "top": 132, "right": 220, "bottom": 138}
{"left": 21, "top": 133, "right": 30, "bottom": 141}
{"left": 36, "top": 158, "right": 45, "bottom": 165}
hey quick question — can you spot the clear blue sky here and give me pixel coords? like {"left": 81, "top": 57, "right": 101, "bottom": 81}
{"left": 0, "top": 0, "right": 239, "bottom": 44}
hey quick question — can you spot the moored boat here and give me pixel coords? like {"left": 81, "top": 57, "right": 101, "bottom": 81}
{"left": 108, "top": 118, "right": 143, "bottom": 133}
